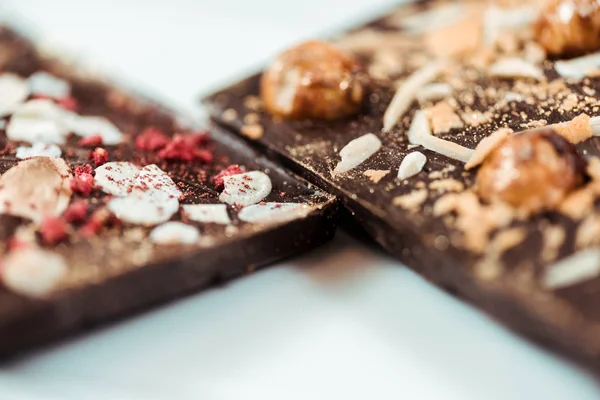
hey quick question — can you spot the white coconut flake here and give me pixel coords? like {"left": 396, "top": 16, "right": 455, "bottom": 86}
{"left": 28, "top": 71, "right": 70, "bottom": 99}
{"left": 133, "top": 164, "right": 182, "bottom": 198}
{"left": 182, "top": 204, "right": 231, "bottom": 225}
{"left": 2, "top": 247, "right": 67, "bottom": 298}
{"left": 333, "top": 133, "right": 382, "bottom": 175}
{"left": 15, "top": 142, "right": 62, "bottom": 159}
{"left": 150, "top": 222, "right": 200, "bottom": 245}
{"left": 383, "top": 61, "right": 445, "bottom": 132}
{"left": 483, "top": 5, "right": 538, "bottom": 46}
{"left": 417, "top": 83, "right": 453, "bottom": 103}
{"left": 67, "top": 115, "right": 124, "bottom": 145}
{"left": 95, "top": 161, "right": 141, "bottom": 197}
{"left": 397, "top": 151, "right": 427, "bottom": 180}
{"left": 401, "top": 3, "right": 465, "bottom": 34}
{"left": 108, "top": 189, "right": 179, "bottom": 226}
{"left": 6, "top": 99, "right": 69, "bottom": 144}
{"left": 238, "top": 202, "right": 308, "bottom": 224}
{"left": 543, "top": 249, "right": 600, "bottom": 289}
{"left": 555, "top": 52, "right": 600, "bottom": 80}
{"left": 0, "top": 73, "right": 30, "bottom": 118}
{"left": 489, "top": 58, "right": 544, "bottom": 80}
{"left": 408, "top": 110, "right": 474, "bottom": 163}
{"left": 219, "top": 171, "right": 272, "bottom": 206}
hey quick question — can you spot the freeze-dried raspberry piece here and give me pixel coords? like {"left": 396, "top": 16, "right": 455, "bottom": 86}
{"left": 211, "top": 164, "right": 244, "bottom": 191}
{"left": 157, "top": 132, "right": 212, "bottom": 163}
{"left": 135, "top": 127, "right": 170, "bottom": 151}
{"left": 40, "top": 216, "right": 68, "bottom": 245}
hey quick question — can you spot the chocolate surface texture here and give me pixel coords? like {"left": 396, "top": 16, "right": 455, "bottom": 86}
{"left": 204, "top": 0, "right": 600, "bottom": 373}
{"left": 0, "top": 27, "right": 337, "bottom": 359}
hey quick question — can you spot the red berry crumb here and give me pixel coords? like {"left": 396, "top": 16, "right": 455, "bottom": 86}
{"left": 80, "top": 208, "right": 110, "bottom": 237}
{"left": 7, "top": 237, "right": 30, "bottom": 251}
{"left": 64, "top": 200, "right": 88, "bottom": 223}
{"left": 157, "top": 132, "right": 212, "bottom": 163}
{"left": 32, "top": 94, "right": 78, "bottom": 111}
{"left": 75, "top": 164, "right": 94, "bottom": 177}
{"left": 57, "top": 96, "right": 79, "bottom": 111}
{"left": 40, "top": 216, "right": 68, "bottom": 245}
{"left": 70, "top": 173, "right": 95, "bottom": 196}
{"left": 211, "top": 164, "right": 244, "bottom": 191}
{"left": 90, "top": 148, "right": 108, "bottom": 166}
{"left": 135, "top": 127, "right": 170, "bottom": 151}
{"left": 78, "top": 135, "right": 104, "bottom": 147}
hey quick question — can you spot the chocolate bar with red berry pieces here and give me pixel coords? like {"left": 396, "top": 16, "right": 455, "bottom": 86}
{"left": 0, "top": 26, "right": 337, "bottom": 359}
{"left": 204, "top": 0, "right": 600, "bottom": 373}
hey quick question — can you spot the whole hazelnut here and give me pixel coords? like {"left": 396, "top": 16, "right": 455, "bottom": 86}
{"left": 535, "top": 0, "right": 600, "bottom": 58}
{"left": 260, "top": 40, "right": 368, "bottom": 120}
{"left": 477, "top": 128, "right": 585, "bottom": 213}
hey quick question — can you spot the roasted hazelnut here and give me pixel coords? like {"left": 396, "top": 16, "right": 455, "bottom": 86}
{"left": 535, "top": 0, "right": 600, "bottom": 58}
{"left": 260, "top": 40, "right": 368, "bottom": 120}
{"left": 477, "top": 128, "right": 585, "bottom": 213}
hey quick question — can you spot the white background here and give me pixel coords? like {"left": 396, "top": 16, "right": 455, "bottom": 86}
{"left": 1, "top": 1, "right": 600, "bottom": 399}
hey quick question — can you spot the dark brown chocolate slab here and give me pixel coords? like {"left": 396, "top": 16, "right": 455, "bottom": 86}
{"left": 0, "top": 27, "right": 337, "bottom": 359}
{"left": 203, "top": 0, "right": 600, "bottom": 374}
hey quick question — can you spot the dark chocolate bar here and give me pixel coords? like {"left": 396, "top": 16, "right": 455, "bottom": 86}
{"left": 204, "top": 0, "right": 600, "bottom": 373}
{"left": 0, "top": 26, "right": 337, "bottom": 359}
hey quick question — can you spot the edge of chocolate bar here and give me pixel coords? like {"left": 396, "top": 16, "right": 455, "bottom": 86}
{"left": 0, "top": 125, "right": 338, "bottom": 360}
{"left": 0, "top": 25, "right": 339, "bottom": 359}
{"left": 205, "top": 92, "right": 600, "bottom": 374}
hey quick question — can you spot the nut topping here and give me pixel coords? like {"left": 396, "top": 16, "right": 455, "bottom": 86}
{"left": 477, "top": 128, "right": 585, "bottom": 213}
{"left": 535, "top": 0, "right": 600, "bottom": 58}
{"left": 260, "top": 40, "right": 368, "bottom": 120}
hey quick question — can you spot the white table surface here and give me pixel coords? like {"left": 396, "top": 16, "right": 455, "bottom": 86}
{"left": 1, "top": 1, "right": 600, "bottom": 399}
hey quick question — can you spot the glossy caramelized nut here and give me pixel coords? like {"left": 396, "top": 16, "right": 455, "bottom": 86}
{"left": 477, "top": 128, "right": 585, "bottom": 213}
{"left": 535, "top": 0, "right": 600, "bottom": 57}
{"left": 260, "top": 40, "right": 368, "bottom": 120}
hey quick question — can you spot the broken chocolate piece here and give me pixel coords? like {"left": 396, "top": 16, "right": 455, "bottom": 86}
{"left": 203, "top": 0, "right": 600, "bottom": 374}
{"left": 0, "top": 26, "right": 337, "bottom": 359}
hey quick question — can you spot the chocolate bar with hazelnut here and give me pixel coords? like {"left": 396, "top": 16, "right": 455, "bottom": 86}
{"left": 204, "top": 0, "right": 600, "bottom": 373}
{"left": 0, "top": 26, "right": 338, "bottom": 359}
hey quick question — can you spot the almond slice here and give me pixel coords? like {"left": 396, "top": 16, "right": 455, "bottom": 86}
{"left": 408, "top": 110, "right": 474, "bottom": 163}
{"left": 6, "top": 99, "right": 70, "bottom": 144}
{"left": 95, "top": 161, "right": 141, "bottom": 197}
{"left": 400, "top": 3, "right": 465, "bottom": 34}
{"left": 543, "top": 249, "right": 600, "bottom": 289}
{"left": 2, "top": 246, "right": 67, "bottom": 298}
{"left": 333, "top": 133, "right": 382, "bottom": 175}
{"left": 150, "top": 222, "right": 200, "bottom": 245}
{"left": 66, "top": 115, "right": 124, "bottom": 145}
{"left": 383, "top": 61, "right": 445, "bottom": 132}
{"left": 0, "top": 73, "right": 30, "bottom": 118}
{"left": 238, "top": 202, "right": 308, "bottom": 224}
{"left": 182, "top": 204, "right": 231, "bottom": 225}
{"left": 489, "top": 58, "right": 544, "bottom": 80}
{"left": 465, "top": 128, "right": 512, "bottom": 170}
{"left": 417, "top": 83, "right": 453, "bottom": 103}
{"left": 483, "top": 4, "right": 538, "bottom": 46}
{"left": 108, "top": 189, "right": 179, "bottom": 226}
{"left": 555, "top": 52, "right": 600, "bottom": 80}
{"left": 28, "top": 72, "right": 70, "bottom": 99}
{"left": 133, "top": 164, "right": 182, "bottom": 199}
{"left": 397, "top": 151, "right": 427, "bottom": 180}
{"left": 219, "top": 171, "right": 272, "bottom": 206}
{"left": 15, "top": 142, "right": 62, "bottom": 159}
